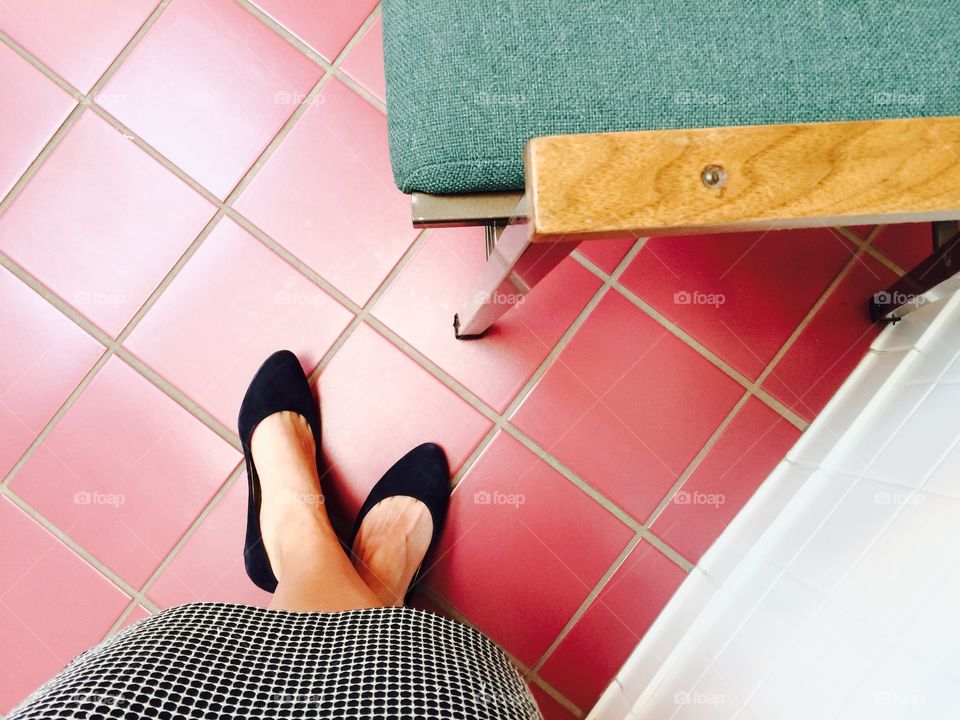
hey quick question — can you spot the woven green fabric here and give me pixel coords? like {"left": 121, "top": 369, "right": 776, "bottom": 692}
{"left": 382, "top": 0, "right": 960, "bottom": 194}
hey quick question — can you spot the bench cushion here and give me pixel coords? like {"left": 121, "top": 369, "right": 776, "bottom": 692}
{"left": 381, "top": 0, "right": 959, "bottom": 195}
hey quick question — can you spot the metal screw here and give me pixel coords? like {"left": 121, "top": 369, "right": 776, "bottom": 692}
{"left": 701, "top": 164, "right": 728, "bottom": 189}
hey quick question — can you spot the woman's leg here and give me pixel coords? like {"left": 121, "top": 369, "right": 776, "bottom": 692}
{"left": 253, "top": 411, "right": 382, "bottom": 612}
{"left": 350, "top": 496, "right": 433, "bottom": 606}
{"left": 254, "top": 411, "right": 436, "bottom": 611}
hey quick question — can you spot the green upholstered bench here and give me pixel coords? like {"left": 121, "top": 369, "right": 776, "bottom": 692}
{"left": 381, "top": 0, "right": 960, "bottom": 336}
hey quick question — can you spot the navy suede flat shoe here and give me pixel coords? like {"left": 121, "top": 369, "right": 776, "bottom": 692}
{"left": 350, "top": 443, "right": 451, "bottom": 602}
{"left": 238, "top": 350, "right": 321, "bottom": 593}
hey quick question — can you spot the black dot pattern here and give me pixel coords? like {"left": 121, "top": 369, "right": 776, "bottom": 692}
{"left": 10, "top": 602, "right": 542, "bottom": 719}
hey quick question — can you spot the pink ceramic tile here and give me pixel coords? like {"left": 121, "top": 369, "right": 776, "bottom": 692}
{"left": 763, "top": 254, "right": 898, "bottom": 421}
{"left": 619, "top": 229, "right": 854, "bottom": 380}
{"left": 9, "top": 357, "right": 240, "bottom": 587}
{"left": 125, "top": 217, "right": 352, "bottom": 428}
{"left": 0, "top": 44, "right": 74, "bottom": 199}
{"left": 870, "top": 222, "right": 932, "bottom": 273}
{"left": 511, "top": 291, "right": 743, "bottom": 521}
{"left": 650, "top": 398, "right": 801, "bottom": 562}
{"left": 316, "top": 323, "right": 492, "bottom": 520}
{"left": 530, "top": 685, "right": 578, "bottom": 720}
{"left": 427, "top": 432, "right": 634, "bottom": 667}
{"left": 373, "top": 227, "right": 601, "bottom": 411}
{"left": 99, "top": 0, "right": 322, "bottom": 198}
{"left": 0, "top": 497, "right": 129, "bottom": 713}
{"left": 577, "top": 237, "right": 638, "bottom": 274}
{"left": 339, "top": 16, "right": 386, "bottom": 103}
{"left": 251, "top": 0, "right": 379, "bottom": 60}
{"left": 235, "top": 79, "right": 414, "bottom": 305}
{"left": 148, "top": 475, "right": 272, "bottom": 608}
{"left": 0, "top": 111, "right": 215, "bottom": 335}
{"left": 539, "top": 541, "right": 686, "bottom": 710}
{"left": 0, "top": 0, "right": 156, "bottom": 92}
{"left": 0, "top": 268, "right": 102, "bottom": 478}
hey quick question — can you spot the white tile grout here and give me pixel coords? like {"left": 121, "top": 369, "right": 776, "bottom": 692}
{"left": 233, "top": 0, "right": 387, "bottom": 117}
{"left": 642, "top": 391, "right": 753, "bottom": 527}
{"left": 584, "top": 264, "right": 810, "bottom": 432}
{"left": 1, "top": 486, "right": 143, "bottom": 602}
{"left": 502, "top": 238, "right": 648, "bottom": 419}
{"left": 88, "top": 0, "right": 172, "bottom": 96}
{"left": 232, "top": 0, "right": 334, "bottom": 70}
{"left": 529, "top": 533, "right": 644, "bottom": 675}
{"left": 102, "top": 462, "right": 245, "bottom": 639}
{"left": 417, "top": 585, "right": 586, "bottom": 718}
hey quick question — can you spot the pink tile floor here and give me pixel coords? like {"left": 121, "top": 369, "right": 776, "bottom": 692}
{"left": 0, "top": 1, "right": 934, "bottom": 716}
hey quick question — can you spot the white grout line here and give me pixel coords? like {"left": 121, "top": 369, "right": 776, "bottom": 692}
{"left": 503, "top": 238, "right": 647, "bottom": 419}
{"left": 0, "top": 0, "right": 172, "bottom": 211}
{"left": 233, "top": 0, "right": 387, "bottom": 117}
{"left": 529, "top": 533, "right": 644, "bottom": 675}
{"left": 114, "top": 347, "right": 241, "bottom": 449}
{"left": 88, "top": 0, "right": 172, "bottom": 96}
{"left": 232, "top": 0, "right": 334, "bottom": 70}
{"left": 840, "top": 224, "right": 910, "bottom": 276}
{"left": 642, "top": 391, "right": 753, "bottom": 527}
{"left": 336, "top": 71, "right": 386, "bottom": 114}
{"left": 0, "top": 347, "right": 111, "bottom": 489}
{"left": 102, "top": 463, "right": 245, "bottom": 639}
{"left": 0, "top": 104, "right": 85, "bottom": 215}
{"left": 417, "top": 585, "right": 585, "bottom": 718}
{"left": 0, "top": 29, "right": 83, "bottom": 99}
{"left": 574, "top": 256, "right": 810, "bottom": 431}
{"left": 1, "top": 486, "right": 142, "bottom": 602}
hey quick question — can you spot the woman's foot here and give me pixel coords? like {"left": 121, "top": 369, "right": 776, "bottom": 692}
{"left": 250, "top": 410, "right": 327, "bottom": 582}
{"left": 351, "top": 496, "right": 434, "bottom": 606}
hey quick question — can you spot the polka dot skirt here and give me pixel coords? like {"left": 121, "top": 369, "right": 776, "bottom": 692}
{"left": 9, "top": 603, "right": 543, "bottom": 719}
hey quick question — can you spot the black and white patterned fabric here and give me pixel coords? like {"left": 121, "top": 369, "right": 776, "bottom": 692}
{"left": 10, "top": 603, "right": 542, "bottom": 719}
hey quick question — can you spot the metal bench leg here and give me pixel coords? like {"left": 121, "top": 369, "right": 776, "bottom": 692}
{"left": 453, "top": 219, "right": 577, "bottom": 339}
{"left": 870, "top": 221, "right": 960, "bottom": 322}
